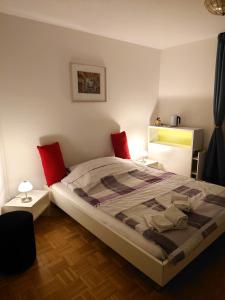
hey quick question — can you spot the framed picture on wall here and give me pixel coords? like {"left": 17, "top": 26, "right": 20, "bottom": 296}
{"left": 70, "top": 63, "right": 106, "bottom": 102}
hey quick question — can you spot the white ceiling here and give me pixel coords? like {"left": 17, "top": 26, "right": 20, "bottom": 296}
{"left": 0, "top": 0, "right": 225, "bottom": 49}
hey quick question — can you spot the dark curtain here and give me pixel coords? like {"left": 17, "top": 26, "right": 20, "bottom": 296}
{"left": 204, "top": 32, "right": 225, "bottom": 186}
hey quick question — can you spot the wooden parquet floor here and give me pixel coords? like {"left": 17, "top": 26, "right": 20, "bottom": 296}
{"left": 1, "top": 209, "right": 225, "bottom": 300}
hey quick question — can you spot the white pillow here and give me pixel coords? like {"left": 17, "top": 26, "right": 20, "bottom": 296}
{"left": 62, "top": 156, "right": 134, "bottom": 189}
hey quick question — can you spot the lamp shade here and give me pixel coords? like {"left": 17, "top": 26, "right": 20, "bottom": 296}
{"left": 140, "top": 150, "right": 148, "bottom": 158}
{"left": 18, "top": 181, "right": 33, "bottom": 193}
{"left": 204, "top": 0, "right": 225, "bottom": 16}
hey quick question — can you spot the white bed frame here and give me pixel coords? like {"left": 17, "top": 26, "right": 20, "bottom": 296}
{"left": 48, "top": 186, "right": 225, "bottom": 287}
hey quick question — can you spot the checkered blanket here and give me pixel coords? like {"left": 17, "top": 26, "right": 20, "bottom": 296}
{"left": 62, "top": 157, "right": 225, "bottom": 264}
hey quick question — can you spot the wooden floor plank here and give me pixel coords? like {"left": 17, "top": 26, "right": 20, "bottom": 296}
{"left": 1, "top": 210, "right": 225, "bottom": 299}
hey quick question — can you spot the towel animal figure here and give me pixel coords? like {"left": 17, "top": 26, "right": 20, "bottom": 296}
{"left": 144, "top": 214, "right": 173, "bottom": 233}
{"left": 171, "top": 192, "right": 192, "bottom": 212}
{"left": 144, "top": 205, "right": 188, "bottom": 232}
{"left": 164, "top": 205, "right": 188, "bottom": 229}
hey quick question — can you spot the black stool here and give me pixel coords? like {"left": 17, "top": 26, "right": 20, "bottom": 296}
{"left": 0, "top": 211, "right": 36, "bottom": 274}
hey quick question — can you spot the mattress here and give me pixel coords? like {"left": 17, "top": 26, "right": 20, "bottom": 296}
{"left": 59, "top": 156, "right": 225, "bottom": 265}
{"left": 51, "top": 182, "right": 166, "bottom": 260}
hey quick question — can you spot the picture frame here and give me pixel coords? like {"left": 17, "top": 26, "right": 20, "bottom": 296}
{"left": 70, "top": 63, "right": 107, "bottom": 102}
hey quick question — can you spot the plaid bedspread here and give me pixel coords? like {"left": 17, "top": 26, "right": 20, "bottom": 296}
{"left": 63, "top": 157, "right": 225, "bottom": 265}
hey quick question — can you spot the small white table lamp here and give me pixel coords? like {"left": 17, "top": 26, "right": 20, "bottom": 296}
{"left": 140, "top": 150, "right": 149, "bottom": 163}
{"left": 18, "top": 181, "right": 33, "bottom": 203}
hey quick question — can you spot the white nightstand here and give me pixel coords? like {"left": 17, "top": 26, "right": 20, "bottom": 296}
{"left": 134, "top": 159, "right": 158, "bottom": 168}
{"left": 2, "top": 190, "right": 50, "bottom": 220}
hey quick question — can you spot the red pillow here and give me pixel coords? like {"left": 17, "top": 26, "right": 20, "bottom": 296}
{"left": 111, "top": 131, "right": 131, "bottom": 159}
{"left": 37, "top": 142, "right": 67, "bottom": 186}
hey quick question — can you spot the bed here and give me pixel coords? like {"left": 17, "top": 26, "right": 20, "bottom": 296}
{"left": 48, "top": 156, "right": 225, "bottom": 286}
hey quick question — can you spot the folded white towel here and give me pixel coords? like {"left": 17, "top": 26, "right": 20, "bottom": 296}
{"left": 144, "top": 214, "right": 173, "bottom": 233}
{"left": 144, "top": 214, "right": 154, "bottom": 228}
{"left": 171, "top": 193, "right": 192, "bottom": 212}
{"left": 164, "top": 205, "right": 188, "bottom": 229}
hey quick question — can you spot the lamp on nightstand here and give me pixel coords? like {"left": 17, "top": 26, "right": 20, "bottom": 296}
{"left": 18, "top": 181, "right": 33, "bottom": 203}
{"left": 140, "top": 150, "right": 149, "bottom": 163}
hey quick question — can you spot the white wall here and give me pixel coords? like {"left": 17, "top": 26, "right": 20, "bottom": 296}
{"left": 158, "top": 38, "right": 217, "bottom": 148}
{"left": 0, "top": 13, "right": 160, "bottom": 197}
{"left": 0, "top": 131, "right": 7, "bottom": 206}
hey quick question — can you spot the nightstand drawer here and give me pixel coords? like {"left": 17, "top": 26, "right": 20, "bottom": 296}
{"left": 31, "top": 194, "right": 50, "bottom": 219}
{"left": 2, "top": 190, "right": 50, "bottom": 220}
{"left": 134, "top": 159, "right": 158, "bottom": 169}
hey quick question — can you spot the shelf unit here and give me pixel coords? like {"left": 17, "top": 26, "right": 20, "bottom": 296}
{"left": 191, "top": 150, "right": 206, "bottom": 180}
{"left": 148, "top": 126, "right": 204, "bottom": 178}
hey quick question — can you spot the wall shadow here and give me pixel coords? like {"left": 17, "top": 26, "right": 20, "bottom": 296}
{"left": 39, "top": 117, "right": 120, "bottom": 167}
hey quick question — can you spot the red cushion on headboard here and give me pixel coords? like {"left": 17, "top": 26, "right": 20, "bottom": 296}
{"left": 111, "top": 131, "right": 131, "bottom": 159}
{"left": 37, "top": 142, "right": 67, "bottom": 186}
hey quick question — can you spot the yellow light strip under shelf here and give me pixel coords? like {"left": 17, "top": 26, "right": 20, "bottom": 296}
{"left": 154, "top": 128, "right": 192, "bottom": 147}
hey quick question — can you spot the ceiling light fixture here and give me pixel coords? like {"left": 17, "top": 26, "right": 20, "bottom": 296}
{"left": 204, "top": 0, "right": 225, "bottom": 15}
